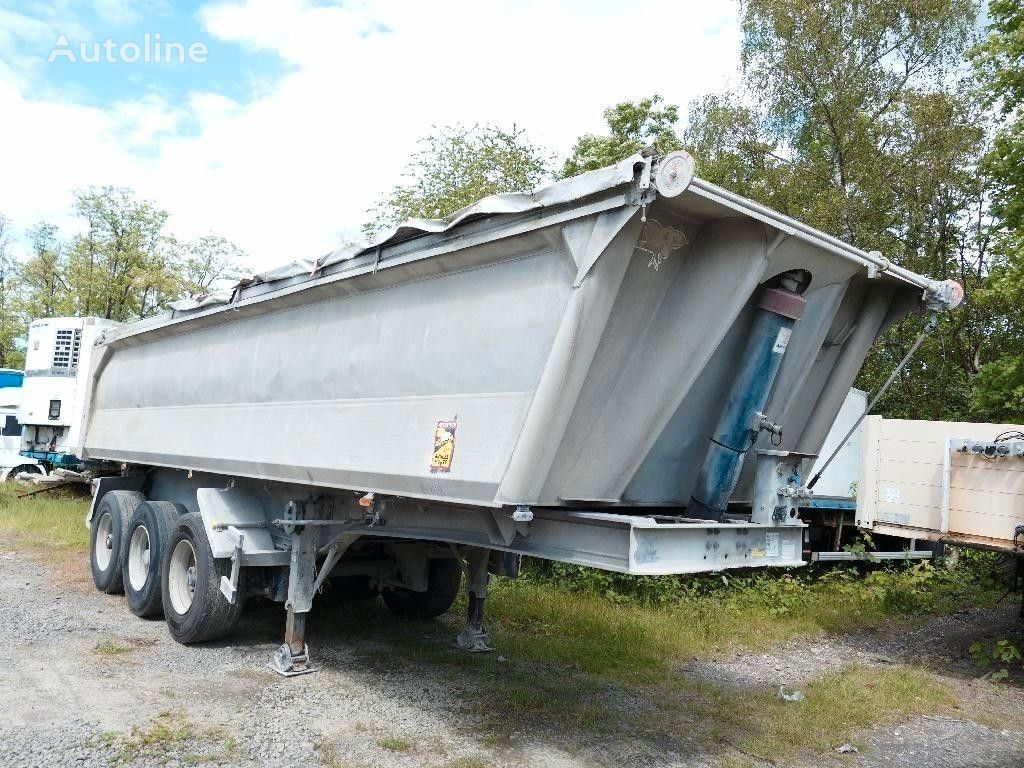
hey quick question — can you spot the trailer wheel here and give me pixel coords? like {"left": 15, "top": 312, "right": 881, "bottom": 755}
{"left": 124, "top": 501, "right": 186, "bottom": 618}
{"left": 161, "top": 512, "right": 245, "bottom": 644}
{"left": 382, "top": 557, "right": 462, "bottom": 619}
{"left": 89, "top": 490, "right": 145, "bottom": 594}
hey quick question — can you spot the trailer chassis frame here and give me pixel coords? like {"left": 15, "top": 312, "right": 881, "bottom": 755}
{"left": 226, "top": 497, "right": 807, "bottom": 676}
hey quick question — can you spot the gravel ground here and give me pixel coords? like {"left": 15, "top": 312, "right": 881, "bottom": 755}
{"left": 1, "top": 541, "right": 1023, "bottom": 768}
{"left": 678, "top": 606, "right": 1024, "bottom": 691}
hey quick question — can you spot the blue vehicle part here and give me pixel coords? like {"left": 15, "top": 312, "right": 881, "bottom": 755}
{"left": 688, "top": 275, "right": 807, "bottom": 521}
{"left": 802, "top": 497, "right": 857, "bottom": 511}
{"left": 0, "top": 369, "right": 24, "bottom": 389}
{"left": 20, "top": 450, "right": 83, "bottom": 468}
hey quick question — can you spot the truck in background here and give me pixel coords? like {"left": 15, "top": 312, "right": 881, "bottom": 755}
{"left": 17, "top": 317, "right": 120, "bottom": 472}
{"left": 0, "top": 368, "right": 44, "bottom": 481}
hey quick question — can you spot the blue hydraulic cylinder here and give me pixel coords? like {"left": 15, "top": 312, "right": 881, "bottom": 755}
{"left": 688, "top": 281, "right": 806, "bottom": 521}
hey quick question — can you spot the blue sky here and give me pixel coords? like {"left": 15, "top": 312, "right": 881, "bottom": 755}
{"left": 37, "top": 1, "right": 286, "bottom": 107}
{"left": 0, "top": 0, "right": 740, "bottom": 271}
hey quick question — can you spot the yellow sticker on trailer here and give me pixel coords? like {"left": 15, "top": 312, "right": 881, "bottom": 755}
{"left": 430, "top": 420, "right": 457, "bottom": 473}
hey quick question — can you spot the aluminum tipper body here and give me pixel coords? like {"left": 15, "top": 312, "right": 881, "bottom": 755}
{"left": 75, "top": 152, "right": 961, "bottom": 672}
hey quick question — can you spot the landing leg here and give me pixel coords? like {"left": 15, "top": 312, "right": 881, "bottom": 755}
{"left": 270, "top": 518, "right": 317, "bottom": 676}
{"left": 271, "top": 606, "right": 313, "bottom": 676}
{"left": 455, "top": 547, "right": 494, "bottom": 652}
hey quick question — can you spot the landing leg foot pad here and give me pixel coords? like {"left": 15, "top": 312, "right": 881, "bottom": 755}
{"left": 455, "top": 624, "right": 494, "bottom": 653}
{"left": 269, "top": 642, "right": 315, "bottom": 676}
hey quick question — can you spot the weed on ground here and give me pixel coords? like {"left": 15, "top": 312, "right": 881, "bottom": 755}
{"left": 94, "top": 709, "right": 238, "bottom": 766}
{"left": 0, "top": 482, "right": 90, "bottom": 552}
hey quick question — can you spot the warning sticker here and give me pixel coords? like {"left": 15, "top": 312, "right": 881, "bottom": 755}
{"left": 772, "top": 327, "right": 792, "bottom": 354}
{"left": 765, "top": 532, "right": 781, "bottom": 557}
{"left": 430, "top": 420, "right": 457, "bottom": 473}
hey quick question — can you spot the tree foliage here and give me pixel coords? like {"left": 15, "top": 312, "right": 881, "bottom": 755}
{"left": 21, "top": 222, "right": 70, "bottom": 321}
{"left": 561, "top": 95, "right": 681, "bottom": 178}
{"left": 65, "top": 187, "right": 175, "bottom": 321}
{"left": 366, "top": 124, "right": 552, "bottom": 237}
{"left": 673, "top": 0, "right": 989, "bottom": 420}
{"left": 173, "top": 234, "right": 246, "bottom": 299}
{"left": 0, "top": 188, "right": 248, "bottom": 363}
{"left": 969, "top": 0, "right": 1024, "bottom": 420}
{"left": 0, "top": 215, "right": 23, "bottom": 369}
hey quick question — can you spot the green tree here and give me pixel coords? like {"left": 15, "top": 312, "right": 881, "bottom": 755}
{"left": 683, "top": 92, "right": 800, "bottom": 204}
{"left": 65, "top": 187, "right": 174, "bottom": 321}
{"left": 668, "top": 0, "right": 988, "bottom": 420}
{"left": 366, "top": 124, "right": 552, "bottom": 237}
{"left": 968, "top": 0, "right": 1024, "bottom": 420}
{"left": 174, "top": 234, "right": 246, "bottom": 298}
{"left": 0, "top": 214, "right": 24, "bottom": 368}
{"left": 740, "top": 0, "right": 976, "bottom": 243}
{"left": 561, "top": 95, "right": 681, "bottom": 178}
{"left": 20, "top": 222, "right": 71, "bottom": 320}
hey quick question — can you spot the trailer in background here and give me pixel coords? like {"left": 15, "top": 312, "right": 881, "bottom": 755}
{"left": 18, "top": 317, "right": 120, "bottom": 471}
{"left": 856, "top": 418, "right": 1024, "bottom": 555}
{"left": 798, "top": 390, "right": 936, "bottom": 561}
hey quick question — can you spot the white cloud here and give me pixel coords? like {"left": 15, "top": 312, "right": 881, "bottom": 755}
{"left": 0, "top": 0, "right": 740, "bottom": 273}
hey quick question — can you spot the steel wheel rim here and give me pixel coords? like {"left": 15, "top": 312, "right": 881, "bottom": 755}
{"left": 127, "top": 525, "right": 151, "bottom": 592}
{"left": 94, "top": 512, "right": 113, "bottom": 571}
{"left": 168, "top": 539, "right": 198, "bottom": 615}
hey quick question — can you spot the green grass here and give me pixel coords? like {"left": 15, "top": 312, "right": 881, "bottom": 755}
{"left": 698, "top": 664, "right": 954, "bottom": 760}
{"left": 378, "top": 735, "right": 415, "bottom": 752}
{"left": 445, "top": 758, "right": 492, "bottom": 768}
{"left": 462, "top": 658, "right": 954, "bottom": 758}
{"left": 343, "top": 553, "right": 1004, "bottom": 760}
{"left": 96, "top": 710, "right": 238, "bottom": 766}
{"left": 93, "top": 638, "right": 132, "bottom": 657}
{"left": 478, "top": 556, "right": 1004, "bottom": 681}
{"left": 0, "top": 481, "right": 90, "bottom": 552}
{"left": 108, "top": 710, "right": 194, "bottom": 764}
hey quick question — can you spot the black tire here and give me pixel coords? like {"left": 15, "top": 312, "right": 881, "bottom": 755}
{"left": 161, "top": 511, "right": 245, "bottom": 644}
{"left": 89, "top": 490, "right": 145, "bottom": 594}
{"left": 124, "top": 501, "right": 186, "bottom": 618}
{"left": 382, "top": 557, "right": 462, "bottom": 619}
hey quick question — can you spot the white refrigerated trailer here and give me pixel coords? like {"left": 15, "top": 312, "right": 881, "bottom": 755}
{"left": 73, "top": 152, "right": 962, "bottom": 674}
{"left": 18, "top": 317, "right": 120, "bottom": 470}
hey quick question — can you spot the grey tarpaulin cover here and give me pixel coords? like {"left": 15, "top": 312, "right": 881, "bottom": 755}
{"left": 168, "top": 154, "right": 645, "bottom": 311}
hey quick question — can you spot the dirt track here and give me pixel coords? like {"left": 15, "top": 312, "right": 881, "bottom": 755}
{"left": 1, "top": 539, "right": 1023, "bottom": 768}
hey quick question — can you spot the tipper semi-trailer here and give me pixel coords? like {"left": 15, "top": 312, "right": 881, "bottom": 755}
{"left": 60, "top": 152, "right": 962, "bottom": 675}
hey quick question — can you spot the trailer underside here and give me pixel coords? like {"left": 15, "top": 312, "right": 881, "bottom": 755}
{"left": 86, "top": 468, "right": 805, "bottom": 675}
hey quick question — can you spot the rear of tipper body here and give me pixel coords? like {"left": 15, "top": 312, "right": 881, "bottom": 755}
{"left": 76, "top": 152, "right": 961, "bottom": 672}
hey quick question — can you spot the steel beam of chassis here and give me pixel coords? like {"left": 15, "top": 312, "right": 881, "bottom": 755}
{"left": 299, "top": 502, "right": 806, "bottom": 574}
{"left": 812, "top": 551, "right": 932, "bottom": 562}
